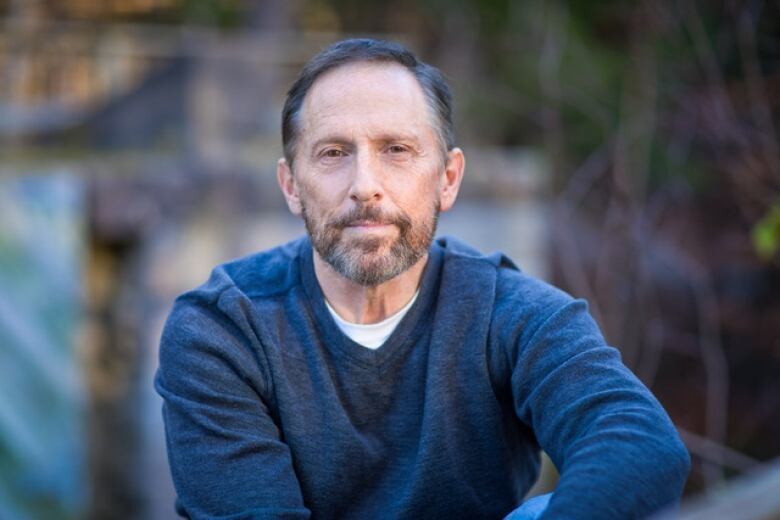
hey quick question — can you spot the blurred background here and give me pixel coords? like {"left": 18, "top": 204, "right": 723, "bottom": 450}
{"left": 1, "top": 0, "right": 779, "bottom": 518}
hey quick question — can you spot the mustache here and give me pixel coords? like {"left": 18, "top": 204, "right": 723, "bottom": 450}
{"left": 329, "top": 205, "right": 412, "bottom": 233}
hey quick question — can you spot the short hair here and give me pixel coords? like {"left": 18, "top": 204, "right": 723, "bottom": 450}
{"left": 281, "top": 38, "right": 455, "bottom": 166}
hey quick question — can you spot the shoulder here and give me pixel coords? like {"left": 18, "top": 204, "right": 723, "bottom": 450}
{"left": 434, "top": 235, "right": 574, "bottom": 315}
{"left": 161, "top": 236, "right": 307, "bottom": 356}
{"left": 175, "top": 236, "right": 307, "bottom": 310}
{"left": 158, "top": 238, "right": 308, "bottom": 395}
{"left": 435, "top": 235, "right": 581, "bottom": 340}
{"left": 494, "top": 264, "right": 575, "bottom": 325}
{"left": 435, "top": 236, "right": 592, "bottom": 350}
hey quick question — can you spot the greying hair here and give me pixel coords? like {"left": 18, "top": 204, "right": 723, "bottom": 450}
{"left": 281, "top": 38, "right": 455, "bottom": 166}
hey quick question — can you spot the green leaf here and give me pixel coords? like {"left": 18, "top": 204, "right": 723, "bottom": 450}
{"left": 752, "top": 204, "right": 780, "bottom": 261}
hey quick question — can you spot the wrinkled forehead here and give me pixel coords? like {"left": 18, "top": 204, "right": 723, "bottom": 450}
{"left": 297, "top": 61, "right": 440, "bottom": 144}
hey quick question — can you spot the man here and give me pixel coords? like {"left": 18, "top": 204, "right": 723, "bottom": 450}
{"left": 156, "top": 38, "right": 690, "bottom": 519}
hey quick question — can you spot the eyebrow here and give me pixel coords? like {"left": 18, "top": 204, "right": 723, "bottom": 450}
{"left": 309, "top": 136, "right": 353, "bottom": 152}
{"left": 308, "top": 133, "right": 422, "bottom": 152}
{"left": 374, "top": 133, "right": 422, "bottom": 147}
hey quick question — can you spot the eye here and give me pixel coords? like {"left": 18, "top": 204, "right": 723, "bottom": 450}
{"left": 387, "top": 144, "right": 410, "bottom": 154}
{"left": 319, "top": 148, "right": 347, "bottom": 159}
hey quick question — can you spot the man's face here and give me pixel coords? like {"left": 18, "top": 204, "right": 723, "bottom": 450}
{"left": 278, "top": 61, "right": 462, "bottom": 286}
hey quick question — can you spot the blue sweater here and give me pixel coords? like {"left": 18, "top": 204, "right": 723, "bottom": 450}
{"left": 155, "top": 236, "right": 690, "bottom": 519}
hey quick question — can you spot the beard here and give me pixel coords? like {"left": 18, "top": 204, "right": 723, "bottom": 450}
{"left": 301, "top": 201, "right": 439, "bottom": 286}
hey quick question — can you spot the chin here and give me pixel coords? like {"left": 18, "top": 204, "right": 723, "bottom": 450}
{"left": 344, "top": 234, "right": 394, "bottom": 254}
{"left": 329, "top": 245, "right": 409, "bottom": 286}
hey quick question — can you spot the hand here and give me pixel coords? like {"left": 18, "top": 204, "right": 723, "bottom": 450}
{"left": 503, "top": 493, "right": 552, "bottom": 520}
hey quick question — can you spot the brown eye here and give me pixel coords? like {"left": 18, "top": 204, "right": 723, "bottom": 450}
{"left": 388, "top": 145, "right": 409, "bottom": 154}
{"left": 323, "top": 149, "right": 344, "bottom": 158}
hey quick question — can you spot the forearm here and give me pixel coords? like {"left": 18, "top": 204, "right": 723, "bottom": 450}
{"left": 540, "top": 418, "right": 689, "bottom": 519}
{"left": 508, "top": 299, "right": 689, "bottom": 518}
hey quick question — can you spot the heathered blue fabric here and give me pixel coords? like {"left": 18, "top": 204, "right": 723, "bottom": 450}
{"left": 155, "top": 236, "right": 690, "bottom": 520}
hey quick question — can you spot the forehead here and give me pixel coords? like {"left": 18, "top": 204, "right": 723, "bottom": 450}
{"left": 299, "top": 61, "right": 436, "bottom": 144}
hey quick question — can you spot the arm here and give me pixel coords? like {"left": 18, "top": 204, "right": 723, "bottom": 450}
{"left": 508, "top": 295, "right": 690, "bottom": 519}
{"left": 155, "top": 293, "right": 311, "bottom": 519}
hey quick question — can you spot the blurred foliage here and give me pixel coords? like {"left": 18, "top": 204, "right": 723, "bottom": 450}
{"left": 753, "top": 203, "right": 780, "bottom": 262}
{"left": 178, "top": 0, "right": 244, "bottom": 28}
{"left": 0, "top": 0, "right": 247, "bottom": 27}
{"left": 319, "top": 0, "right": 780, "bottom": 267}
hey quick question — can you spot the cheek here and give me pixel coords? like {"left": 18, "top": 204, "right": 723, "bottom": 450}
{"left": 302, "top": 192, "right": 358, "bottom": 230}
{"left": 298, "top": 181, "right": 338, "bottom": 213}
{"left": 397, "top": 190, "right": 440, "bottom": 225}
{"left": 397, "top": 171, "right": 441, "bottom": 205}
{"left": 387, "top": 158, "right": 439, "bottom": 191}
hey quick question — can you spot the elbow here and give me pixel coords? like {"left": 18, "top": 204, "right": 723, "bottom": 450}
{"left": 624, "top": 435, "right": 691, "bottom": 518}
{"left": 671, "top": 435, "right": 692, "bottom": 491}
{"left": 652, "top": 405, "right": 692, "bottom": 493}
{"left": 631, "top": 430, "right": 692, "bottom": 513}
{"left": 651, "top": 433, "right": 691, "bottom": 507}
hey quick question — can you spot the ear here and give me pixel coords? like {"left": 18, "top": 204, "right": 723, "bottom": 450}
{"left": 438, "top": 147, "right": 465, "bottom": 213}
{"left": 277, "top": 158, "right": 302, "bottom": 216}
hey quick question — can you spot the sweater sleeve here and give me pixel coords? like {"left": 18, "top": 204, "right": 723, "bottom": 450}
{"left": 155, "top": 291, "right": 311, "bottom": 520}
{"left": 504, "top": 287, "right": 690, "bottom": 519}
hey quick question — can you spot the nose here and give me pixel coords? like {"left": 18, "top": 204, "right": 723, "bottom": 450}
{"left": 348, "top": 151, "right": 383, "bottom": 203}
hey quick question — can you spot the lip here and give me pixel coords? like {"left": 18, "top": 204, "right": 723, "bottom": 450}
{"left": 343, "top": 221, "right": 394, "bottom": 233}
{"left": 346, "top": 221, "right": 389, "bottom": 227}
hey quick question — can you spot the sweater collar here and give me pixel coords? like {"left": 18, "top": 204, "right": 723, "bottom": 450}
{"left": 298, "top": 236, "right": 444, "bottom": 368}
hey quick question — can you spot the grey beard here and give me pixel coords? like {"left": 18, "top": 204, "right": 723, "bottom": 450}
{"left": 302, "top": 203, "right": 439, "bottom": 286}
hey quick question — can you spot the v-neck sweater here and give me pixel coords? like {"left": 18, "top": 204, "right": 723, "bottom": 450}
{"left": 324, "top": 289, "right": 419, "bottom": 350}
{"left": 155, "top": 236, "right": 690, "bottom": 520}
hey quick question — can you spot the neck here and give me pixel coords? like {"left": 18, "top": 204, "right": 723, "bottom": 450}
{"left": 312, "top": 251, "right": 427, "bottom": 324}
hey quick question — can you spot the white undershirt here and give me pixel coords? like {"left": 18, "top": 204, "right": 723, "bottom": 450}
{"left": 325, "top": 290, "right": 420, "bottom": 350}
